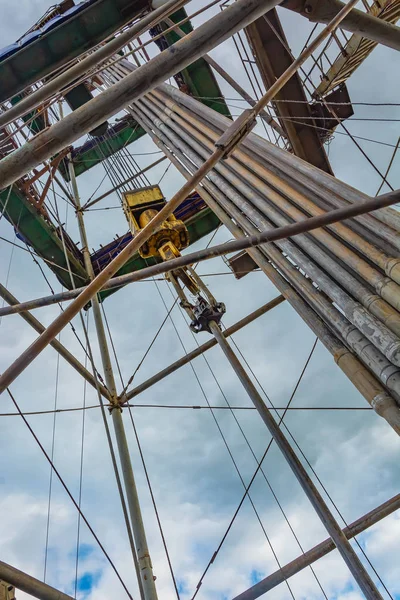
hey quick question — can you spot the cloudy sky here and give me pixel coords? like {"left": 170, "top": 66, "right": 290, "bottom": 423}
{"left": 0, "top": 2, "right": 400, "bottom": 600}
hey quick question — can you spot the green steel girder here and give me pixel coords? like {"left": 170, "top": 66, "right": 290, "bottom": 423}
{"left": 10, "top": 94, "right": 46, "bottom": 134}
{"left": 59, "top": 122, "right": 147, "bottom": 180}
{"left": 0, "top": 0, "right": 149, "bottom": 103}
{"left": 0, "top": 186, "right": 89, "bottom": 289}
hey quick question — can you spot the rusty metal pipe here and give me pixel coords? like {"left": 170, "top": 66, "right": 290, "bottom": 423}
{"left": 0, "top": 560, "right": 75, "bottom": 600}
{"left": 131, "top": 104, "right": 400, "bottom": 433}
{"left": 139, "top": 95, "right": 400, "bottom": 364}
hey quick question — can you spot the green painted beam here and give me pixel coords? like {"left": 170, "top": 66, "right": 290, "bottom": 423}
{"left": 0, "top": 186, "right": 89, "bottom": 290}
{"left": 0, "top": 0, "right": 149, "bottom": 102}
{"left": 59, "top": 122, "right": 147, "bottom": 180}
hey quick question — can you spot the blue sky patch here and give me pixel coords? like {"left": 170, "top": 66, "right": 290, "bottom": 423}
{"left": 250, "top": 570, "right": 264, "bottom": 586}
{"left": 77, "top": 571, "right": 102, "bottom": 595}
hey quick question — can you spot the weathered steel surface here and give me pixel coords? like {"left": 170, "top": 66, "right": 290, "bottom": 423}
{"left": 314, "top": 0, "right": 400, "bottom": 96}
{"left": 245, "top": 9, "right": 333, "bottom": 172}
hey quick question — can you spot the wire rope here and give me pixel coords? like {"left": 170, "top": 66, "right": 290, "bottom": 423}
{"left": 74, "top": 310, "right": 89, "bottom": 599}
{"left": 43, "top": 336, "right": 61, "bottom": 582}
{"left": 0, "top": 405, "right": 373, "bottom": 417}
{"left": 100, "top": 297, "right": 181, "bottom": 600}
{"left": 6, "top": 387, "right": 134, "bottom": 600}
{"left": 188, "top": 334, "right": 319, "bottom": 600}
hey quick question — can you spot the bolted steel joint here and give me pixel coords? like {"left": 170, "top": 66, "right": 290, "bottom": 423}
{"left": 190, "top": 296, "right": 226, "bottom": 334}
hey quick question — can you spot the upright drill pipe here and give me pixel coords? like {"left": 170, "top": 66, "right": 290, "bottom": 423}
{"left": 69, "top": 161, "right": 157, "bottom": 600}
{"left": 208, "top": 320, "right": 383, "bottom": 599}
{"left": 136, "top": 99, "right": 400, "bottom": 422}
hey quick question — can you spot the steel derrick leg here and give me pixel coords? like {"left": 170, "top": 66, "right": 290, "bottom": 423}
{"left": 208, "top": 320, "right": 383, "bottom": 599}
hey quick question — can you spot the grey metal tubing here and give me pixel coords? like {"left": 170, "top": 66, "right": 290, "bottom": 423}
{"left": 209, "top": 319, "right": 383, "bottom": 599}
{"left": 156, "top": 82, "right": 400, "bottom": 236}
{"left": 0, "top": 282, "right": 110, "bottom": 401}
{"left": 137, "top": 95, "right": 400, "bottom": 365}
{"left": 160, "top": 94, "right": 400, "bottom": 276}
{"left": 0, "top": 0, "right": 284, "bottom": 191}
{"left": 233, "top": 492, "right": 400, "bottom": 600}
{"left": 130, "top": 103, "right": 400, "bottom": 433}
{"left": 0, "top": 0, "right": 189, "bottom": 128}
{"left": 132, "top": 100, "right": 400, "bottom": 410}
{"left": 144, "top": 92, "right": 400, "bottom": 309}
{"left": 0, "top": 560, "right": 75, "bottom": 600}
{"left": 123, "top": 296, "right": 285, "bottom": 402}
{"left": 184, "top": 116, "right": 400, "bottom": 335}
{"left": 151, "top": 84, "right": 400, "bottom": 253}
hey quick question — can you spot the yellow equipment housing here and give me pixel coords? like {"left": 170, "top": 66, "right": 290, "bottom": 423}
{"left": 122, "top": 185, "right": 189, "bottom": 259}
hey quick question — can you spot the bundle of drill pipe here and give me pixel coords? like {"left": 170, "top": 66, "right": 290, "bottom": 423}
{"left": 102, "top": 58, "right": 400, "bottom": 433}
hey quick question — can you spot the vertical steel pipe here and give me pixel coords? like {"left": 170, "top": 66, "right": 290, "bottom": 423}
{"left": 209, "top": 320, "right": 383, "bottom": 599}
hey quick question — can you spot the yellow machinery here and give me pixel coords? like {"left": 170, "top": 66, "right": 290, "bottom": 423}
{"left": 122, "top": 185, "right": 189, "bottom": 259}
{"left": 0, "top": 582, "right": 15, "bottom": 600}
{"left": 122, "top": 185, "right": 225, "bottom": 332}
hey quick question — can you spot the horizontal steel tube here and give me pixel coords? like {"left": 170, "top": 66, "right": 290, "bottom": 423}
{"left": 0, "top": 560, "right": 74, "bottom": 600}
{"left": 0, "top": 0, "right": 283, "bottom": 191}
{"left": 122, "top": 295, "right": 285, "bottom": 402}
{"left": 0, "top": 283, "right": 110, "bottom": 401}
{"left": 0, "top": 189, "right": 399, "bottom": 319}
{"left": 233, "top": 492, "right": 400, "bottom": 600}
